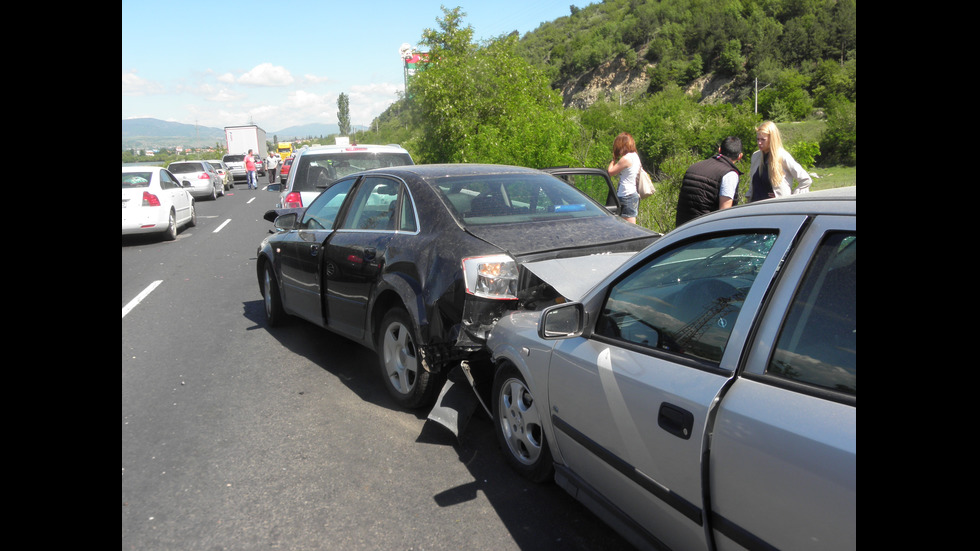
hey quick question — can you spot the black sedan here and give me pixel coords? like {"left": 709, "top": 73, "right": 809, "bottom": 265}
{"left": 257, "top": 164, "right": 659, "bottom": 410}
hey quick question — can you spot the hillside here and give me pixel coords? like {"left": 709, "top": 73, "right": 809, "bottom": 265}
{"left": 122, "top": 118, "right": 350, "bottom": 150}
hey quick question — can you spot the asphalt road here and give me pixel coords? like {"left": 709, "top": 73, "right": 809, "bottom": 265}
{"left": 122, "top": 181, "right": 633, "bottom": 551}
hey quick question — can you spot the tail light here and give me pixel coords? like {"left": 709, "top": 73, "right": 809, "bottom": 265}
{"left": 142, "top": 191, "right": 161, "bottom": 207}
{"left": 199, "top": 172, "right": 210, "bottom": 180}
{"left": 462, "top": 254, "right": 519, "bottom": 300}
{"left": 283, "top": 192, "right": 303, "bottom": 208}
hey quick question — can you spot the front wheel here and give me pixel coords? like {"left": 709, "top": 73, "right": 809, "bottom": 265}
{"left": 492, "top": 363, "right": 553, "bottom": 482}
{"left": 262, "top": 263, "right": 287, "bottom": 327}
{"left": 376, "top": 308, "right": 439, "bottom": 409}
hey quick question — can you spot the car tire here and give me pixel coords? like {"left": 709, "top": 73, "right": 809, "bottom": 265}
{"left": 187, "top": 201, "right": 197, "bottom": 228}
{"left": 164, "top": 209, "right": 178, "bottom": 241}
{"left": 210, "top": 185, "right": 217, "bottom": 200}
{"left": 492, "top": 363, "right": 553, "bottom": 482}
{"left": 262, "top": 263, "right": 287, "bottom": 327}
{"left": 376, "top": 307, "right": 438, "bottom": 409}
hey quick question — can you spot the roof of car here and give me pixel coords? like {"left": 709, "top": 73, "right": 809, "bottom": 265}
{"left": 680, "top": 186, "right": 856, "bottom": 229}
{"left": 295, "top": 143, "right": 410, "bottom": 157}
{"left": 360, "top": 163, "right": 550, "bottom": 178}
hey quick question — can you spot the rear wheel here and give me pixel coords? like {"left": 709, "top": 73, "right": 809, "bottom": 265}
{"left": 376, "top": 307, "right": 438, "bottom": 409}
{"left": 163, "top": 209, "right": 178, "bottom": 241}
{"left": 493, "top": 363, "right": 553, "bottom": 482}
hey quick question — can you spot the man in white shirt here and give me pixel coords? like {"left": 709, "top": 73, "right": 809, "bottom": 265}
{"left": 266, "top": 152, "right": 280, "bottom": 184}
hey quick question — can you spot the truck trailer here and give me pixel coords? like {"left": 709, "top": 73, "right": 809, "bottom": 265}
{"left": 224, "top": 125, "right": 268, "bottom": 175}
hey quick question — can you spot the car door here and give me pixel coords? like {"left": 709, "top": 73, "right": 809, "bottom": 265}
{"left": 322, "top": 175, "right": 412, "bottom": 341}
{"left": 278, "top": 178, "right": 356, "bottom": 324}
{"left": 545, "top": 215, "right": 809, "bottom": 551}
{"left": 543, "top": 168, "right": 621, "bottom": 214}
{"left": 159, "top": 168, "right": 191, "bottom": 222}
{"left": 709, "top": 215, "right": 856, "bottom": 551}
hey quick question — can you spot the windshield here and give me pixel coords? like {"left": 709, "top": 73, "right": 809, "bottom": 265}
{"left": 291, "top": 152, "right": 413, "bottom": 192}
{"left": 122, "top": 172, "right": 152, "bottom": 188}
{"left": 168, "top": 162, "right": 203, "bottom": 173}
{"left": 434, "top": 172, "right": 608, "bottom": 226}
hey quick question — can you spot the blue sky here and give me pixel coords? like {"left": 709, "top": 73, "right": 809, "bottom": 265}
{"left": 122, "top": 0, "right": 576, "bottom": 132}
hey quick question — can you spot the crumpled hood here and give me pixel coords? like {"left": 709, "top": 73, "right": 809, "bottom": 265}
{"left": 521, "top": 251, "right": 636, "bottom": 302}
{"left": 465, "top": 216, "right": 657, "bottom": 261}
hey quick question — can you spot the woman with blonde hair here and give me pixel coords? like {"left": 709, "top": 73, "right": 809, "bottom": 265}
{"left": 748, "top": 121, "right": 812, "bottom": 202}
{"left": 607, "top": 132, "right": 642, "bottom": 223}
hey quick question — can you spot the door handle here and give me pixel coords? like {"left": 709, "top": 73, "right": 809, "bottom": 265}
{"left": 310, "top": 244, "right": 320, "bottom": 256}
{"left": 658, "top": 403, "right": 694, "bottom": 440}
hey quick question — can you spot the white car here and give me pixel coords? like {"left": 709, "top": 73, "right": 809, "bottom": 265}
{"left": 122, "top": 166, "right": 196, "bottom": 240}
{"left": 167, "top": 161, "right": 225, "bottom": 200}
{"left": 276, "top": 144, "right": 414, "bottom": 208}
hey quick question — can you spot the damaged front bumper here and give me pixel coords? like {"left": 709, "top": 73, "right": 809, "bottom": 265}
{"left": 428, "top": 251, "right": 640, "bottom": 437}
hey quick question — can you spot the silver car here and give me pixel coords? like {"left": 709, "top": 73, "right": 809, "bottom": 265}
{"left": 166, "top": 161, "right": 224, "bottom": 200}
{"left": 486, "top": 188, "right": 856, "bottom": 551}
{"left": 206, "top": 160, "right": 234, "bottom": 190}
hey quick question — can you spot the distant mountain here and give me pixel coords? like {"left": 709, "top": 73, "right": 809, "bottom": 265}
{"left": 122, "top": 118, "right": 357, "bottom": 149}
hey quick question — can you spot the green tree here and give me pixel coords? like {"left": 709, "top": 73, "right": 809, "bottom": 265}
{"left": 337, "top": 93, "right": 351, "bottom": 137}
{"left": 407, "top": 6, "right": 576, "bottom": 166}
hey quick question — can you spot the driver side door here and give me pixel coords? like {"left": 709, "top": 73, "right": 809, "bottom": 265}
{"left": 278, "top": 177, "right": 356, "bottom": 324}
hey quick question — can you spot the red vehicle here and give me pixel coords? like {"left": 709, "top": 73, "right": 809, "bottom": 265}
{"left": 278, "top": 155, "right": 294, "bottom": 185}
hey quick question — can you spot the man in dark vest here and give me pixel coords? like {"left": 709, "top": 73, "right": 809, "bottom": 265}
{"left": 675, "top": 137, "right": 743, "bottom": 227}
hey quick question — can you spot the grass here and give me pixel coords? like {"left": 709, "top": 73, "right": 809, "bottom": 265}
{"left": 779, "top": 120, "right": 854, "bottom": 191}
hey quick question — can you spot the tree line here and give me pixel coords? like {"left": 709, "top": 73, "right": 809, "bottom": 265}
{"left": 351, "top": 2, "right": 854, "bottom": 232}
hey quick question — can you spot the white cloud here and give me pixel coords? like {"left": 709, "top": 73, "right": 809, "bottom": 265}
{"left": 122, "top": 70, "right": 164, "bottom": 96}
{"left": 237, "top": 63, "right": 295, "bottom": 86}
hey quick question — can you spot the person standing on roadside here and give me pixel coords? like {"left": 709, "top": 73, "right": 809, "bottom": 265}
{"left": 266, "top": 151, "right": 279, "bottom": 185}
{"left": 675, "top": 136, "right": 743, "bottom": 227}
{"left": 245, "top": 149, "right": 257, "bottom": 189}
{"left": 607, "top": 132, "right": 642, "bottom": 224}
{"left": 748, "top": 121, "right": 812, "bottom": 202}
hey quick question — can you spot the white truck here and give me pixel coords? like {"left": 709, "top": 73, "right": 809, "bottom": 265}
{"left": 224, "top": 125, "right": 268, "bottom": 177}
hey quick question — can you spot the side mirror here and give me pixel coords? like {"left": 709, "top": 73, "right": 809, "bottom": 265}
{"left": 181, "top": 180, "right": 193, "bottom": 188}
{"left": 539, "top": 302, "right": 585, "bottom": 339}
{"left": 273, "top": 212, "right": 298, "bottom": 231}
{"left": 267, "top": 183, "right": 281, "bottom": 192}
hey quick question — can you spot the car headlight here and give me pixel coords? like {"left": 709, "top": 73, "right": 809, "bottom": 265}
{"left": 462, "top": 254, "right": 519, "bottom": 300}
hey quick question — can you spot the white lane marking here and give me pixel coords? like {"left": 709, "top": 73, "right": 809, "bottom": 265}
{"left": 123, "top": 280, "right": 163, "bottom": 319}
{"left": 247, "top": 197, "right": 256, "bottom": 204}
{"left": 213, "top": 219, "right": 232, "bottom": 233}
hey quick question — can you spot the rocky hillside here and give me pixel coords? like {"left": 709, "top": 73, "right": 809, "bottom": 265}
{"left": 558, "top": 49, "right": 740, "bottom": 110}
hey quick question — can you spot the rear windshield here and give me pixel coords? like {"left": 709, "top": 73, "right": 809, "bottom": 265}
{"left": 223, "top": 155, "right": 245, "bottom": 163}
{"left": 433, "top": 173, "right": 608, "bottom": 226}
{"left": 291, "top": 152, "right": 413, "bottom": 193}
{"left": 122, "top": 172, "right": 152, "bottom": 188}
{"left": 168, "top": 162, "right": 203, "bottom": 173}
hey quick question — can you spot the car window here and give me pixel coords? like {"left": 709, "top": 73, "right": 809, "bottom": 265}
{"left": 168, "top": 162, "right": 201, "bottom": 173}
{"left": 435, "top": 173, "right": 607, "bottom": 225}
{"left": 291, "top": 152, "right": 413, "bottom": 193}
{"left": 340, "top": 177, "right": 402, "bottom": 231}
{"left": 122, "top": 171, "right": 153, "bottom": 188}
{"left": 160, "top": 170, "right": 180, "bottom": 190}
{"left": 223, "top": 155, "right": 245, "bottom": 163}
{"left": 301, "top": 178, "right": 356, "bottom": 230}
{"left": 553, "top": 172, "right": 616, "bottom": 208}
{"left": 595, "top": 232, "right": 778, "bottom": 364}
{"left": 767, "top": 232, "right": 856, "bottom": 395}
